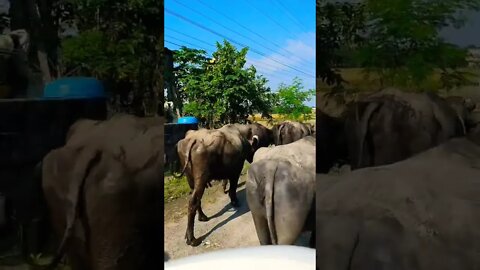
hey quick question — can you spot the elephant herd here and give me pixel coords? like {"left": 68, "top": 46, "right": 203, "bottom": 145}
{"left": 174, "top": 121, "right": 315, "bottom": 246}
{"left": 316, "top": 88, "right": 480, "bottom": 269}
{"left": 38, "top": 115, "right": 314, "bottom": 269}
{"left": 41, "top": 115, "right": 165, "bottom": 269}
{"left": 35, "top": 86, "right": 480, "bottom": 269}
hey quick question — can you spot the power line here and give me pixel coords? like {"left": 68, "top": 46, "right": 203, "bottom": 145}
{"left": 164, "top": 40, "right": 292, "bottom": 83}
{"left": 165, "top": 30, "right": 313, "bottom": 79}
{"left": 165, "top": 40, "right": 184, "bottom": 48}
{"left": 243, "top": 0, "right": 297, "bottom": 37}
{"left": 270, "top": 0, "right": 310, "bottom": 33}
{"left": 194, "top": 0, "right": 315, "bottom": 65}
{"left": 165, "top": 8, "right": 315, "bottom": 78}
{"left": 165, "top": 36, "right": 310, "bottom": 80}
{"left": 166, "top": 26, "right": 217, "bottom": 49}
{"left": 171, "top": 0, "right": 299, "bottom": 64}
{"left": 165, "top": 34, "right": 216, "bottom": 51}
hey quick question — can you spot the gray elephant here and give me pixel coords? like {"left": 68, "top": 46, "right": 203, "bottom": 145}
{"left": 42, "top": 115, "right": 164, "bottom": 270}
{"left": 345, "top": 88, "right": 464, "bottom": 170}
{"left": 444, "top": 95, "right": 477, "bottom": 132}
{"left": 317, "top": 109, "right": 348, "bottom": 173}
{"left": 246, "top": 136, "right": 315, "bottom": 247}
{"left": 316, "top": 131, "right": 480, "bottom": 270}
{"left": 221, "top": 122, "right": 274, "bottom": 148}
{"left": 272, "top": 121, "right": 312, "bottom": 145}
{"left": 218, "top": 123, "right": 274, "bottom": 193}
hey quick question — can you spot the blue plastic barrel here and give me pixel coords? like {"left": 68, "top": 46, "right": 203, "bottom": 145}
{"left": 177, "top": 116, "right": 199, "bottom": 124}
{"left": 43, "top": 77, "right": 105, "bottom": 99}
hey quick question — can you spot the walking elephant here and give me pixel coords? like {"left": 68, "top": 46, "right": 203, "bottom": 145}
{"left": 272, "top": 121, "right": 312, "bottom": 145}
{"left": 218, "top": 123, "right": 273, "bottom": 193}
{"left": 317, "top": 109, "right": 348, "bottom": 173}
{"left": 42, "top": 115, "right": 164, "bottom": 270}
{"left": 247, "top": 137, "right": 316, "bottom": 247}
{"left": 175, "top": 126, "right": 259, "bottom": 246}
{"left": 316, "top": 133, "right": 480, "bottom": 270}
{"left": 345, "top": 88, "right": 464, "bottom": 170}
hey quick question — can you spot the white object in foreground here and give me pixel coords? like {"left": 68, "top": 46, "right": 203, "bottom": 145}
{"left": 165, "top": 246, "right": 315, "bottom": 270}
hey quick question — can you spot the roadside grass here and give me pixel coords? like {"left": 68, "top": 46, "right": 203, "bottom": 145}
{"left": 164, "top": 174, "right": 190, "bottom": 203}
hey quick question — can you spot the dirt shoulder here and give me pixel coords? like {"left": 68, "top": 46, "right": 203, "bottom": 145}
{"left": 164, "top": 171, "right": 312, "bottom": 261}
{"left": 164, "top": 174, "right": 259, "bottom": 260}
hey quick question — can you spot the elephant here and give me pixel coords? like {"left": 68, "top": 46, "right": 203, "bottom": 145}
{"left": 41, "top": 114, "right": 164, "bottom": 270}
{"left": 175, "top": 126, "right": 259, "bottom": 246}
{"left": 252, "top": 136, "right": 316, "bottom": 168}
{"left": 218, "top": 123, "right": 274, "bottom": 193}
{"left": 247, "top": 136, "right": 315, "bottom": 247}
{"left": 345, "top": 88, "right": 464, "bottom": 170}
{"left": 444, "top": 95, "right": 477, "bottom": 132}
{"left": 317, "top": 109, "right": 348, "bottom": 173}
{"left": 316, "top": 134, "right": 480, "bottom": 270}
{"left": 272, "top": 121, "right": 312, "bottom": 145}
{"left": 222, "top": 122, "right": 273, "bottom": 146}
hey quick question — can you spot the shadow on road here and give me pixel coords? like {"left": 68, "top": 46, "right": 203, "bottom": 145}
{"left": 197, "top": 188, "right": 250, "bottom": 242}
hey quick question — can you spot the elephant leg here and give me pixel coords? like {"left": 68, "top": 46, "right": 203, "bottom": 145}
{"left": 274, "top": 171, "right": 310, "bottom": 245}
{"left": 276, "top": 219, "right": 304, "bottom": 245}
{"left": 246, "top": 165, "right": 271, "bottom": 245}
{"left": 185, "top": 183, "right": 205, "bottom": 246}
{"left": 197, "top": 200, "right": 209, "bottom": 222}
{"left": 187, "top": 174, "right": 194, "bottom": 195}
{"left": 228, "top": 176, "right": 240, "bottom": 207}
{"left": 251, "top": 212, "right": 271, "bottom": 245}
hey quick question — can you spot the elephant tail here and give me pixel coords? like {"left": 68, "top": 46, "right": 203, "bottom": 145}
{"left": 265, "top": 165, "right": 278, "bottom": 245}
{"left": 46, "top": 147, "right": 101, "bottom": 270}
{"left": 356, "top": 102, "right": 380, "bottom": 169}
{"left": 173, "top": 138, "right": 197, "bottom": 178}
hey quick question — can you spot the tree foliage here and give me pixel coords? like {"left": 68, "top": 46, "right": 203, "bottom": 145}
{"left": 274, "top": 77, "right": 315, "bottom": 121}
{"left": 358, "top": 0, "right": 479, "bottom": 90}
{"left": 173, "top": 40, "right": 273, "bottom": 127}
{"left": 60, "top": 0, "right": 164, "bottom": 116}
{"left": 172, "top": 46, "right": 209, "bottom": 104}
{"left": 317, "top": 0, "right": 480, "bottom": 93}
{"left": 316, "top": 0, "right": 365, "bottom": 89}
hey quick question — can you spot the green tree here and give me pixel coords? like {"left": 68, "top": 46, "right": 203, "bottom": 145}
{"left": 316, "top": 1, "right": 366, "bottom": 89}
{"left": 317, "top": 0, "right": 480, "bottom": 94}
{"left": 357, "top": 0, "right": 480, "bottom": 90}
{"left": 179, "top": 40, "right": 273, "bottom": 127}
{"left": 274, "top": 77, "right": 315, "bottom": 121}
{"left": 170, "top": 46, "right": 209, "bottom": 115}
{"left": 60, "top": 0, "right": 164, "bottom": 116}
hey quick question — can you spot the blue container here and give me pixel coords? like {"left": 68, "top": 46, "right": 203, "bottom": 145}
{"left": 177, "top": 116, "right": 199, "bottom": 124}
{"left": 43, "top": 77, "right": 105, "bottom": 99}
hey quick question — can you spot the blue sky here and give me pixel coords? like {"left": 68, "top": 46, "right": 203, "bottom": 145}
{"left": 165, "top": 0, "right": 316, "bottom": 107}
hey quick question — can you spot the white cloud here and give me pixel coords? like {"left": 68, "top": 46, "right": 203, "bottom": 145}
{"left": 246, "top": 32, "right": 315, "bottom": 74}
{"left": 245, "top": 32, "right": 316, "bottom": 106}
